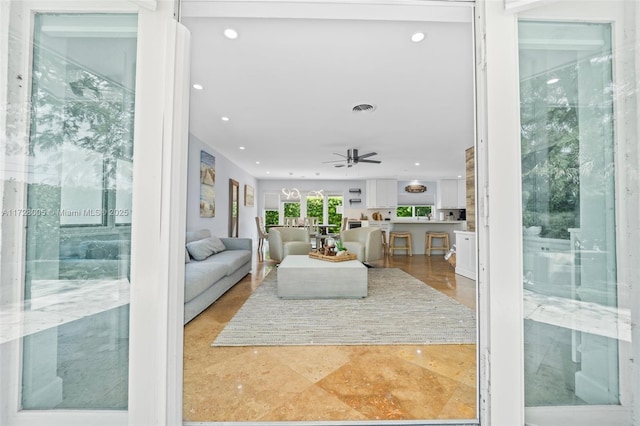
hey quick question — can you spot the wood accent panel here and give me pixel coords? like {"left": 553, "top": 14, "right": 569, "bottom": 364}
{"left": 465, "top": 147, "right": 476, "bottom": 232}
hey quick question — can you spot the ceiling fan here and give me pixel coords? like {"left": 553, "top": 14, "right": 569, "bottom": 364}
{"left": 325, "top": 148, "right": 381, "bottom": 168}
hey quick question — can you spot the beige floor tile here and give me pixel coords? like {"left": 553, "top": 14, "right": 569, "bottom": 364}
{"left": 394, "top": 344, "right": 477, "bottom": 388}
{"left": 259, "top": 384, "right": 368, "bottom": 421}
{"left": 317, "top": 351, "right": 461, "bottom": 419}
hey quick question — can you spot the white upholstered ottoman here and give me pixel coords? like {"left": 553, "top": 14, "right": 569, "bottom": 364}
{"left": 277, "top": 255, "right": 367, "bottom": 299}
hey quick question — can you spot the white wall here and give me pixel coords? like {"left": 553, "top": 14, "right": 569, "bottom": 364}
{"left": 397, "top": 179, "right": 437, "bottom": 206}
{"left": 187, "top": 133, "right": 257, "bottom": 239}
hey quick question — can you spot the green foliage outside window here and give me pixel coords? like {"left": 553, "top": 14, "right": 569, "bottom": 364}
{"left": 283, "top": 202, "right": 300, "bottom": 218}
{"left": 306, "top": 196, "right": 323, "bottom": 220}
{"left": 327, "top": 196, "right": 343, "bottom": 228}
{"left": 415, "top": 206, "right": 432, "bottom": 216}
{"left": 396, "top": 206, "right": 412, "bottom": 217}
{"left": 264, "top": 210, "right": 278, "bottom": 228}
{"left": 396, "top": 206, "right": 432, "bottom": 217}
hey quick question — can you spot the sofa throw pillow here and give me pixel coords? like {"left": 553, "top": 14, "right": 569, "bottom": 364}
{"left": 185, "top": 248, "right": 191, "bottom": 263}
{"left": 186, "top": 236, "right": 227, "bottom": 261}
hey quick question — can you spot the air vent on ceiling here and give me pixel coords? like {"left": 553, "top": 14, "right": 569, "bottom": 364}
{"left": 352, "top": 103, "right": 375, "bottom": 113}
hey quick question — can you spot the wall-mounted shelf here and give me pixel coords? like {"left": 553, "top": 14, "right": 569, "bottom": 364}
{"left": 349, "top": 188, "right": 361, "bottom": 194}
{"left": 349, "top": 198, "right": 362, "bottom": 204}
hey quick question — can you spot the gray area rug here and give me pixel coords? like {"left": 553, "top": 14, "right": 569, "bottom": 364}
{"left": 212, "top": 268, "right": 476, "bottom": 346}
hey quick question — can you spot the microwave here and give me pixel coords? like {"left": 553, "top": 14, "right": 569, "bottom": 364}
{"left": 347, "top": 220, "right": 369, "bottom": 229}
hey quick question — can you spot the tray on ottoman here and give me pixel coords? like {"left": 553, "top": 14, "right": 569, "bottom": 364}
{"left": 308, "top": 251, "right": 358, "bottom": 262}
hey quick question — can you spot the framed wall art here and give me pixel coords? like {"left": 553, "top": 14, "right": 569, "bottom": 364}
{"left": 244, "top": 184, "right": 254, "bottom": 207}
{"left": 199, "top": 150, "right": 215, "bottom": 217}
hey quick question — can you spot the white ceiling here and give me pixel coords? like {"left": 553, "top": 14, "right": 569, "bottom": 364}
{"left": 182, "top": 1, "right": 475, "bottom": 181}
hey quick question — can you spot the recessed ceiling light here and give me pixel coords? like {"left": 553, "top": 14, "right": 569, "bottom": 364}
{"left": 255, "top": 161, "right": 260, "bottom": 164}
{"left": 457, "top": 175, "right": 462, "bottom": 178}
{"left": 411, "top": 32, "right": 425, "bottom": 43}
{"left": 415, "top": 162, "right": 420, "bottom": 166}
{"left": 547, "top": 78, "right": 560, "bottom": 85}
{"left": 224, "top": 28, "right": 238, "bottom": 39}
{"left": 192, "top": 83, "right": 203, "bottom": 90}
{"left": 266, "top": 171, "right": 270, "bottom": 174}
{"left": 221, "top": 116, "right": 229, "bottom": 122}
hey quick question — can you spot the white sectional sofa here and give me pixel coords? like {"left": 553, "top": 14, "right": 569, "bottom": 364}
{"left": 184, "top": 229, "right": 252, "bottom": 324}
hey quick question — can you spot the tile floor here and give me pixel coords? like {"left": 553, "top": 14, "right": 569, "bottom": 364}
{"left": 183, "top": 252, "right": 478, "bottom": 422}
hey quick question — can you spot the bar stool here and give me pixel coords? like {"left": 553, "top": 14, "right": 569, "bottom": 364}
{"left": 425, "top": 232, "right": 450, "bottom": 256}
{"left": 389, "top": 231, "right": 412, "bottom": 256}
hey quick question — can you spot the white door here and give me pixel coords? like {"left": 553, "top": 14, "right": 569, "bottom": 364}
{"left": 0, "top": 1, "right": 190, "bottom": 425}
{"left": 481, "top": 0, "right": 639, "bottom": 424}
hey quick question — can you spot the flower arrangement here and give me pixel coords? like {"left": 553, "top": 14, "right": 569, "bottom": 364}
{"left": 334, "top": 239, "right": 347, "bottom": 256}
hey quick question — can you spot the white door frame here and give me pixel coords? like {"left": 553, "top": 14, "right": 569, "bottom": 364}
{"left": 0, "top": 1, "right": 189, "bottom": 425}
{"left": 475, "top": 1, "right": 525, "bottom": 423}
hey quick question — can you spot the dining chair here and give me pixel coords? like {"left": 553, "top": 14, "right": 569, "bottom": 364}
{"left": 304, "top": 217, "right": 320, "bottom": 236}
{"left": 255, "top": 216, "right": 269, "bottom": 258}
{"left": 284, "top": 217, "right": 298, "bottom": 227}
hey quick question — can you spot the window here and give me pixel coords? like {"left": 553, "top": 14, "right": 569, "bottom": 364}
{"left": 327, "top": 195, "right": 343, "bottom": 229}
{"left": 306, "top": 195, "right": 322, "bottom": 221}
{"left": 396, "top": 205, "right": 433, "bottom": 217}
{"left": 264, "top": 210, "right": 279, "bottom": 227}
{"left": 283, "top": 201, "right": 300, "bottom": 218}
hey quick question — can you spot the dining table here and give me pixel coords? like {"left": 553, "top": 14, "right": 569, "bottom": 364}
{"left": 316, "top": 224, "right": 338, "bottom": 235}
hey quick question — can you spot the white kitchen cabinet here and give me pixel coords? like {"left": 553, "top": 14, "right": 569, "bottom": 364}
{"left": 454, "top": 231, "right": 476, "bottom": 280}
{"left": 366, "top": 179, "right": 397, "bottom": 208}
{"left": 437, "top": 179, "right": 466, "bottom": 209}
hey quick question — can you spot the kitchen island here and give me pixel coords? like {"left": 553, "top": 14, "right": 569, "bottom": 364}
{"left": 374, "top": 219, "right": 467, "bottom": 255}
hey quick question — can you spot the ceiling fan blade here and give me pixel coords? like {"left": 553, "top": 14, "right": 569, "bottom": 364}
{"left": 358, "top": 159, "right": 381, "bottom": 164}
{"left": 332, "top": 152, "right": 347, "bottom": 158}
{"left": 323, "top": 159, "right": 347, "bottom": 164}
{"left": 357, "top": 151, "right": 378, "bottom": 159}
{"left": 334, "top": 164, "right": 346, "bottom": 168}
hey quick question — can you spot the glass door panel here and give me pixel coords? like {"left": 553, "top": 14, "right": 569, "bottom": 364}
{"left": 519, "top": 20, "right": 624, "bottom": 407}
{"left": 20, "top": 13, "right": 137, "bottom": 410}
